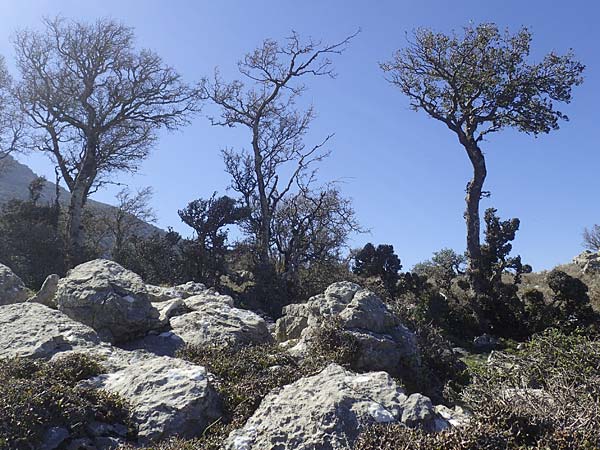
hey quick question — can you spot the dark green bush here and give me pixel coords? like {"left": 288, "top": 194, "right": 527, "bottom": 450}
{"left": 0, "top": 354, "right": 133, "bottom": 450}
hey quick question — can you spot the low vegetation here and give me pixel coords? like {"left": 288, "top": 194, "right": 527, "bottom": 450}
{"left": 0, "top": 354, "right": 134, "bottom": 450}
{"left": 355, "top": 329, "right": 600, "bottom": 450}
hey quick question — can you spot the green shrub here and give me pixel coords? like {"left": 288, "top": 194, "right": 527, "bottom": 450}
{"left": 0, "top": 354, "right": 133, "bottom": 450}
{"left": 356, "top": 329, "right": 600, "bottom": 450}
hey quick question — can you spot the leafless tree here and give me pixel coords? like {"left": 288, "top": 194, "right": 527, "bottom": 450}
{"left": 111, "top": 187, "right": 157, "bottom": 258}
{"left": 201, "top": 31, "right": 357, "bottom": 266}
{"left": 0, "top": 55, "right": 24, "bottom": 166}
{"left": 583, "top": 225, "right": 600, "bottom": 252}
{"left": 271, "top": 187, "right": 361, "bottom": 282}
{"left": 382, "top": 24, "right": 584, "bottom": 295}
{"left": 14, "top": 17, "right": 199, "bottom": 265}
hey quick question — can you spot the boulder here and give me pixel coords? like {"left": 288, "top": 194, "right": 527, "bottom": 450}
{"left": 84, "top": 356, "right": 221, "bottom": 444}
{"left": 153, "top": 298, "right": 190, "bottom": 324}
{"left": 0, "top": 263, "right": 28, "bottom": 306}
{"left": 29, "top": 274, "right": 60, "bottom": 308}
{"left": 170, "top": 301, "right": 272, "bottom": 349}
{"left": 572, "top": 250, "right": 600, "bottom": 273}
{"left": 0, "top": 302, "right": 101, "bottom": 359}
{"left": 51, "top": 343, "right": 154, "bottom": 374}
{"left": 226, "top": 364, "right": 445, "bottom": 450}
{"left": 183, "top": 290, "right": 235, "bottom": 310}
{"left": 275, "top": 282, "right": 418, "bottom": 374}
{"left": 146, "top": 281, "right": 207, "bottom": 302}
{"left": 55, "top": 259, "right": 160, "bottom": 343}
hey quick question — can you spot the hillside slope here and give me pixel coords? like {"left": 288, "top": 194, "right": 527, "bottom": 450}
{"left": 0, "top": 154, "right": 162, "bottom": 238}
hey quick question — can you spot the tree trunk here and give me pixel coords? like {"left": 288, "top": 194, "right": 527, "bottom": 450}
{"left": 251, "top": 132, "right": 271, "bottom": 266}
{"left": 463, "top": 141, "right": 487, "bottom": 296}
{"left": 66, "top": 182, "right": 87, "bottom": 267}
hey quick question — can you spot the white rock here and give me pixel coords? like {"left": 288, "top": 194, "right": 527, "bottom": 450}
{"left": 84, "top": 356, "right": 221, "bottom": 444}
{"left": 0, "top": 302, "right": 100, "bottom": 359}
{"left": 55, "top": 259, "right": 160, "bottom": 343}
{"left": 0, "top": 263, "right": 28, "bottom": 306}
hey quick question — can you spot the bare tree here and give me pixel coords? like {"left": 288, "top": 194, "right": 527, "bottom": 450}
{"left": 583, "top": 225, "right": 600, "bottom": 252}
{"left": 111, "top": 187, "right": 157, "bottom": 259}
{"left": 382, "top": 24, "right": 584, "bottom": 295}
{"left": 0, "top": 55, "right": 24, "bottom": 165}
{"left": 14, "top": 17, "right": 199, "bottom": 265}
{"left": 271, "top": 187, "right": 361, "bottom": 282}
{"left": 201, "top": 31, "right": 356, "bottom": 266}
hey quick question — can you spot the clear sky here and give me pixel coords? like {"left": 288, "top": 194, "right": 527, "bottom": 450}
{"left": 0, "top": 0, "right": 597, "bottom": 270}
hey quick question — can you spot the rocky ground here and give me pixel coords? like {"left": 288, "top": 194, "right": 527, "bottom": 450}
{"left": 0, "top": 259, "right": 469, "bottom": 450}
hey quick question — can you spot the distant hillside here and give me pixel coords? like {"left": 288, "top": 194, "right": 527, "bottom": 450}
{"left": 0, "top": 154, "right": 163, "bottom": 238}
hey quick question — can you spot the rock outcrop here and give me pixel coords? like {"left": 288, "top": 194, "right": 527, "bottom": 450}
{"left": 0, "top": 263, "right": 28, "bottom": 306}
{"left": 572, "top": 250, "right": 600, "bottom": 274}
{"left": 0, "top": 302, "right": 101, "bottom": 359}
{"left": 226, "top": 363, "right": 455, "bottom": 450}
{"left": 85, "top": 356, "right": 221, "bottom": 444}
{"left": 28, "top": 273, "right": 60, "bottom": 308}
{"left": 55, "top": 259, "right": 160, "bottom": 343}
{"left": 275, "top": 282, "right": 419, "bottom": 374}
{"left": 146, "top": 281, "right": 207, "bottom": 303}
{"left": 170, "top": 298, "right": 272, "bottom": 349}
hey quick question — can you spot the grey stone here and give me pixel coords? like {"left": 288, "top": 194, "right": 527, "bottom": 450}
{"left": 84, "top": 356, "right": 221, "bottom": 444}
{"left": 275, "top": 282, "right": 419, "bottom": 374}
{"left": 55, "top": 259, "right": 160, "bottom": 343}
{"left": 146, "top": 281, "right": 207, "bottom": 302}
{"left": 0, "top": 262, "right": 28, "bottom": 306}
{"left": 226, "top": 364, "right": 444, "bottom": 450}
{"left": 29, "top": 274, "right": 60, "bottom": 308}
{"left": 170, "top": 301, "right": 272, "bottom": 348}
{"left": 0, "top": 302, "right": 101, "bottom": 359}
{"left": 153, "top": 298, "right": 190, "bottom": 324}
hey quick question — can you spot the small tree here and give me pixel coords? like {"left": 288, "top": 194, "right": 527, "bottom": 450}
{"left": 413, "top": 248, "right": 466, "bottom": 291}
{"left": 353, "top": 243, "right": 402, "bottom": 293}
{"left": 110, "top": 187, "right": 156, "bottom": 260}
{"left": 0, "top": 55, "right": 23, "bottom": 165}
{"left": 583, "top": 225, "right": 600, "bottom": 252}
{"left": 14, "top": 17, "right": 199, "bottom": 265}
{"left": 202, "top": 31, "right": 356, "bottom": 268}
{"left": 178, "top": 194, "right": 249, "bottom": 285}
{"left": 477, "top": 208, "right": 531, "bottom": 336}
{"left": 382, "top": 23, "right": 584, "bottom": 295}
{"left": 272, "top": 187, "right": 361, "bottom": 289}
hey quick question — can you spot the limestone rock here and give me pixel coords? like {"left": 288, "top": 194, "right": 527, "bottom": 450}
{"left": 0, "top": 302, "right": 101, "bottom": 359}
{"left": 84, "top": 356, "right": 221, "bottom": 444}
{"left": 183, "top": 290, "right": 235, "bottom": 310}
{"left": 275, "top": 282, "right": 418, "bottom": 374}
{"left": 29, "top": 274, "right": 60, "bottom": 308}
{"left": 146, "top": 281, "right": 207, "bottom": 302}
{"left": 226, "top": 364, "right": 440, "bottom": 450}
{"left": 170, "top": 301, "right": 272, "bottom": 348}
{"left": 0, "top": 262, "right": 28, "bottom": 306}
{"left": 55, "top": 259, "right": 159, "bottom": 343}
{"left": 153, "top": 298, "right": 190, "bottom": 324}
{"left": 572, "top": 250, "right": 600, "bottom": 273}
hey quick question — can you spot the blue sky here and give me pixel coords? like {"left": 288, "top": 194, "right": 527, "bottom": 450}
{"left": 0, "top": 0, "right": 597, "bottom": 270}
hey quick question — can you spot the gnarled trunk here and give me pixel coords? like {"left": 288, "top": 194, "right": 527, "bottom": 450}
{"left": 463, "top": 140, "right": 487, "bottom": 296}
{"left": 66, "top": 182, "right": 87, "bottom": 267}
